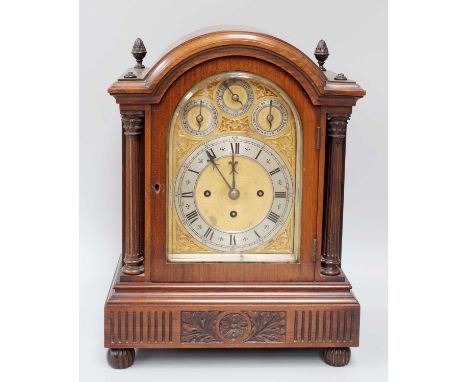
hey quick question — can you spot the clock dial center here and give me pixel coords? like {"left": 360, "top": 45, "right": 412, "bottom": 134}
{"left": 195, "top": 155, "right": 274, "bottom": 233}
{"left": 229, "top": 188, "right": 240, "bottom": 200}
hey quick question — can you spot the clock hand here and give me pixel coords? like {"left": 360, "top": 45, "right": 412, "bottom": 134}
{"left": 266, "top": 100, "right": 274, "bottom": 129}
{"left": 206, "top": 150, "right": 232, "bottom": 191}
{"left": 196, "top": 100, "right": 204, "bottom": 130}
{"left": 229, "top": 148, "right": 238, "bottom": 190}
{"left": 224, "top": 81, "right": 243, "bottom": 106}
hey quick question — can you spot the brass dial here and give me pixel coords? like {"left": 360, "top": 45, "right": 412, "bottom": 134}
{"left": 168, "top": 71, "right": 302, "bottom": 262}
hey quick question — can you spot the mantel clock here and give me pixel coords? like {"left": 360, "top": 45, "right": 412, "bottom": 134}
{"left": 105, "top": 29, "right": 366, "bottom": 368}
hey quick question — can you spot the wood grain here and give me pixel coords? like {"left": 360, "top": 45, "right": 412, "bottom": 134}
{"left": 121, "top": 111, "right": 145, "bottom": 275}
{"left": 108, "top": 29, "right": 365, "bottom": 107}
{"left": 321, "top": 113, "right": 350, "bottom": 276}
{"left": 150, "top": 56, "right": 318, "bottom": 282}
{"left": 105, "top": 29, "right": 365, "bottom": 367}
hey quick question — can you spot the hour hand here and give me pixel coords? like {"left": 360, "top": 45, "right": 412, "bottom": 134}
{"left": 206, "top": 150, "right": 232, "bottom": 191}
{"left": 206, "top": 150, "right": 217, "bottom": 168}
{"left": 229, "top": 150, "right": 238, "bottom": 189}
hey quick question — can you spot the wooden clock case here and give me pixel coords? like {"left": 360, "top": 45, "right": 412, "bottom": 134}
{"left": 105, "top": 29, "right": 365, "bottom": 369}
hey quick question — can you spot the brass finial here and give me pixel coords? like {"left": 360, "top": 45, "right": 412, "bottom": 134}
{"left": 131, "top": 38, "right": 147, "bottom": 69}
{"left": 314, "top": 40, "right": 329, "bottom": 71}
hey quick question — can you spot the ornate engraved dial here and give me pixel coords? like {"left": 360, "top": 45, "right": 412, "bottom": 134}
{"left": 181, "top": 99, "right": 218, "bottom": 136}
{"left": 175, "top": 136, "right": 293, "bottom": 252}
{"left": 252, "top": 99, "right": 288, "bottom": 137}
{"left": 216, "top": 79, "right": 254, "bottom": 117}
{"left": 168, "top": 71, "right": 302, "bottom": 263}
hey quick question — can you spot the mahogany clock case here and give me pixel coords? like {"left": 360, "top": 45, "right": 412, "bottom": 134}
{"left": 104, "top": 29, "right": 365, "bottom": 368}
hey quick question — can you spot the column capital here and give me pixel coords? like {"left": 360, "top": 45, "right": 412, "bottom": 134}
{"left": 121, "top": 111, "right": 144, "bottom": 136}
{"left": 326, "top": 113, "right": 350, "bottom": 140}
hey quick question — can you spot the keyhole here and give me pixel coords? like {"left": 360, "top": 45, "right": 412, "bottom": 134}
{"left": 154, "top": 183, "right": 160, "bottom": 193}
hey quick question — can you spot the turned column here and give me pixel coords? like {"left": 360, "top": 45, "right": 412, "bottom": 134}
{"left": 121, "top": 111, "right": 144, "bottom": 275}
{"left": 321, "top": 113, "right": 350, "bottom": 276}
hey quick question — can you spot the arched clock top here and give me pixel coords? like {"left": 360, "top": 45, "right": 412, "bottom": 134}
{"left": 104, "top": 28, "right": 366, "bottom": 366}
{"left": 108, "top": 29, "right": 365, "bottom": 106}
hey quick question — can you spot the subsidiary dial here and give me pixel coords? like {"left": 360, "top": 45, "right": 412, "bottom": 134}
{"left": 252, "top": 99, "right": 288, "bottom": 137}
{"left": 216, "top": 79, "right": 254, "bottom": 117}
{"left": 181, "top": 99, "right": 218, "bottom": 136}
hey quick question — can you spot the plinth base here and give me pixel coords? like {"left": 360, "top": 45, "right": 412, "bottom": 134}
{"left": 104, "top": 258, "right": 360, "bottom": 368}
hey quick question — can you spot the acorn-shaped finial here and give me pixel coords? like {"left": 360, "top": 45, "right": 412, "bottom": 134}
{"left": 131, "top": 38, "right": 147, "bottom": 69}
{"left": 314, "top": 40, "right": 329, "bottom": 71}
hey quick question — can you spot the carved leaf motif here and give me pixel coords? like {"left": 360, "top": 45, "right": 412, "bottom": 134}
{"left": 181, "top": 311, "right": 222, "bottom": 343}
{"left": 219, "top": 313, "right": 249, "bottom": 341}
{"left": 245, "top": 311, "right": 286, "bottom": 343}
{"left": 180, "top": 311, "right": 287, "bottom": 344}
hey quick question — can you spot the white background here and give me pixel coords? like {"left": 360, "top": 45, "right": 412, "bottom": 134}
{"left": 80, "top": 1, "right": 387, "bottom": 381}
{"left": 4, "top": 1, "right": 468, "bottom": 381}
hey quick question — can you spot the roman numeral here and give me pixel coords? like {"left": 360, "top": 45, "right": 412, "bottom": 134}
{"left": 255, "top": 149, "right": 262, "bottom": 160}
{"left": 230, "top": 234, "right": 236, "bottom": 246}
{"left": 203, "top": 227, "right": 214, "bottom": 240}
{"left": 269, "top": 168, "right": 280, "bottom": 176}
{"left": 186, "top": 210, "right": 199, "bottom": 224}
{"left": 206, "top": 148, "right": 216, "bottom": 159}
{"left": 254, "top": 230, "right": 261, "bottom": 239}
{"left": 267, "top": 211, "right": 280, "bottom": 224}
{"left": 231, "top": 142, "right": 240, "bottom": 154}
{"left": 181, "top": 191, "right": 193, "bottom": 198}
{"left": 275, "top": 191, "right": 286, "bottom": 198}
{"left": 188, "top": 169, "right": 199, "bottom": 174}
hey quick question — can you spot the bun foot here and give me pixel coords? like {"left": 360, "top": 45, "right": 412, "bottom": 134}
{"left": 322, "top": 347, "right": 351, "bottom": 367}
{"left": 107, "top": 348, "right": 135, "bottom": 369}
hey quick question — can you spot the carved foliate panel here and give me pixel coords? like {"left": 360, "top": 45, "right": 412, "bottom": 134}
{"left": 105, "top": 307, "right": 359, "bottom": 348}
{"left": 180, "top": 311, "right": 287, "bottom": 344}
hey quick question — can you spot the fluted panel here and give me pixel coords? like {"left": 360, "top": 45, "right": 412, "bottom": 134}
{"left": 108, "top": 310, "right": 173, "bottom": 345}
{"left": 293, "top": 309, "right": 354, "bottom": 343}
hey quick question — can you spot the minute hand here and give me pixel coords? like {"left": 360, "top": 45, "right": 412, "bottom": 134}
{"left": 230, "top": 150, "right": 237, "bottom": 189}
{"left": 206, "top": 151, "right": 232, "bottom": 191}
